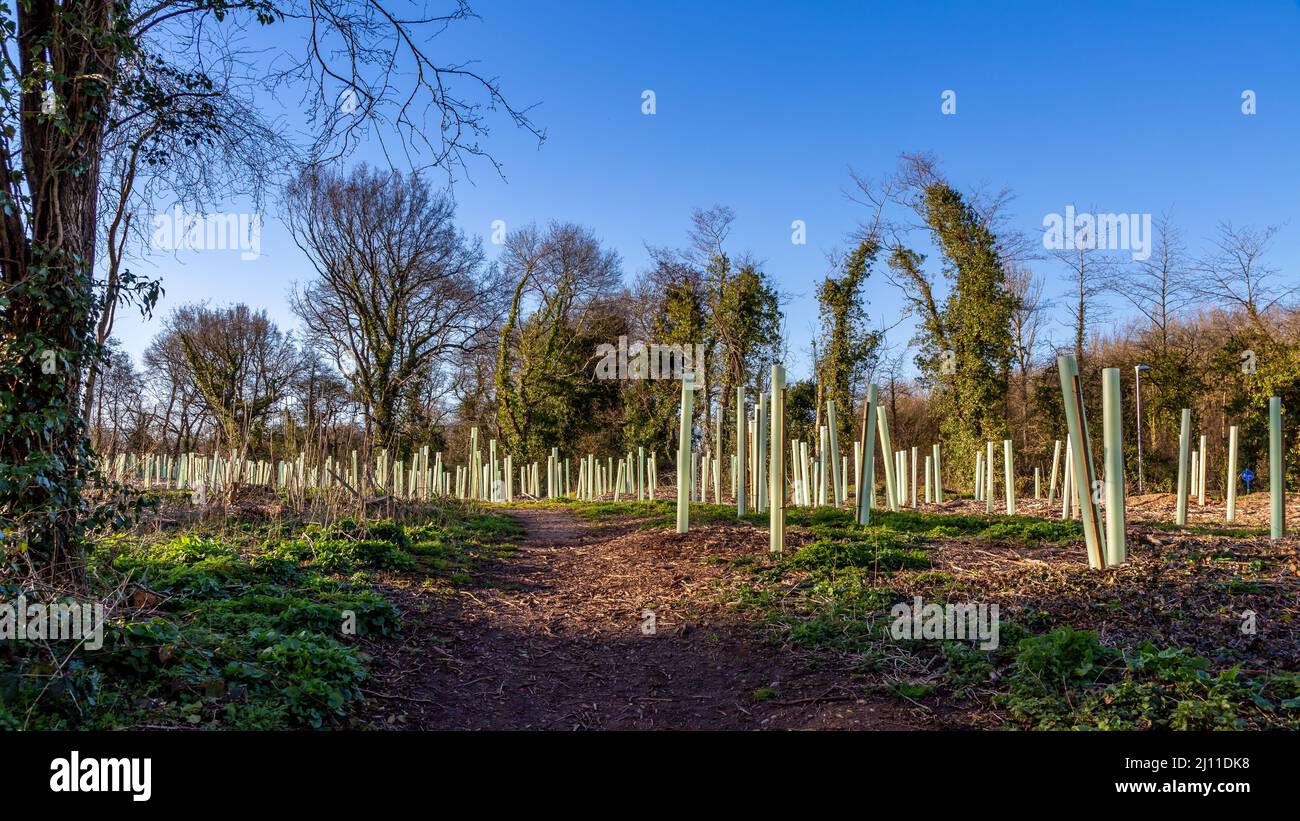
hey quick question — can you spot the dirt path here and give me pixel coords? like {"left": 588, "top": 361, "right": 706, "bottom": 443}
{"left": 364, "top": 508, "right": 918, "bottom": 730}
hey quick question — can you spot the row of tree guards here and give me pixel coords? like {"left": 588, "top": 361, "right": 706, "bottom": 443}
{"left": 670, "top": 356, "right": 1289, "bottom": 567}
{"left": 108, "top": 358, "right": 1288, "bottom": 569}
{"left": 108, "top": 426, "right": 663, "bottom": 507}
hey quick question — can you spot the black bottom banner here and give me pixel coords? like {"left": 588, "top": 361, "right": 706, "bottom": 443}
{"left": 9, "top": 729, "right": 1287, "bottom": 808}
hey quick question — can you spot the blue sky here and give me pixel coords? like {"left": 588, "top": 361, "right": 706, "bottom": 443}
{"left": 114, "top": 0, "right": 1300, "bottom": 379}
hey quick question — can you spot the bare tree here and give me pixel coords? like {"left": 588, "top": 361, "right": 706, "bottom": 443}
{"left": 286, "top": 164, "right": 501, "bottom": 449}
{"left": 82, "top": 65, "right": 294, "bottom": 423}
{"left": 143, "top": 324, "right": 212, "bottom": 457}
{"left": 1052, "top": 239, "right": 1113, "bottom": 370}
{"left": 686, "top": 204, "right": 734, "bottom": 268}
{"left": 1194, "top": 221, "right": 1292, "bottom": 332}
{"left": 879, "top": 346, "right": 911, "bottom": 441}
{"left": 88, "top": 341, "right": 146, "bottom": 457}
{"left": 1113, "top": 211, "right": 1191, "bottom": 354}
{"left": 165, "top": 304, "right": 301, "bottom": 450}
{"left": 288, "top": 348, "right": 354, "bottom": 455}
{"left": 1006, "top": 259, "right": 1046, "bottom": 449}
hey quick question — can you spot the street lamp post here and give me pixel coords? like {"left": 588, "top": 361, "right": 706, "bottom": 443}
{"left": 1135, "top": 364, "right": 1150, "bottom": 493}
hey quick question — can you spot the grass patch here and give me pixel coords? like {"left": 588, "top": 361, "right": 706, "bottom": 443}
{"left": 407, "top": 510, "right": 523, "bottom": 581}
{"left": 1001, "top": 627, "right": 1300, "bottom": 730}
{"left": 1, "top": 507, "right": 519, "bottom": 731}
{"left": 889, "top": 681, "right": 935, "bottom": 700}
{"left": 710, "top": 501, "right": 1292, "bottom": 729}
{"left": 785, "top": 536, "right": 931, "bottom": 573}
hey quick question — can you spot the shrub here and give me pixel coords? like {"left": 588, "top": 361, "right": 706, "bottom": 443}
{"left": 248, "top": 630, "right": 367, "bottom": 728}
{"left": 1005, "top": 626, "right": 1116, "bottom": 727}
{"left": 267, "top": 537, "right": 413, "bottom": 573}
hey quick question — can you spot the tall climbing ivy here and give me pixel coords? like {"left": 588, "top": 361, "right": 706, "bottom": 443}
{"left": 889, "top": 182, "right": 1017, "bottom": 464}
{"left": 815, "top": 240, "right": 881, "bottom": 441}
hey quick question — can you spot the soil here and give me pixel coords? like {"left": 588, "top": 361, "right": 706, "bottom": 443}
{"left": 937, "top": 489, "right": 1300, "bottom": 530}
{"left": 361, "top": 507, "right": 923, "bottom": 730}
{"left": 359, "top": 489, "right": 1300, "bottom": 730}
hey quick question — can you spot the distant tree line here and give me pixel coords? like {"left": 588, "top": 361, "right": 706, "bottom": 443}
{"left": 86, "top": 156, "right": 1300, "bottom": 506}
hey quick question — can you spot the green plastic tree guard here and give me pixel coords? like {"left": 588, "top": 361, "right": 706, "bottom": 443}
{"left": 676, "top": 372, "right": 694, "bottom": 533}
{"left": 1175, "top": 408, "right": 1191, "bottom": 527}
{"left": 769, "top": 365, "right": 786, "bottom": 553}
{"left": 856, "top": 384, "right": 879, "bottom": 525}
{"left": 924, "top": 455, "right": 932, "bottom": 504}
{"left": 1102, "top": 367, "right": 1126, "bottom": 565}
{"left": 736, "top": 387, "right": 747, "bottom": 516}
{"left": 1058, "top": 354, "right": 1105, "bottom": 569}
{"left": 1047, "top": 439, "right": 1061, "bottom": 505}
{"left": 1003, "top": 439, "right": 1016, "bottom": 515}
{"left": 910, "top": 446, "right": 919, "bottom": 508}
{"left": 1198, "top": 434, "right": 1208, "bottom": 507}
{"left": 1226, "top": 425, "right": 1238, "bottom": 523}
{"left": 876, "top": 403, "right": 898, "bottom": 512}
{"left": 932, "top": 442, "right": 942, "bottom": 504}
{"left": 757, "top": 392, "right": 768, "bottom": 513}
{"left": 827, "top": 401, "right": 843, "bottom": 507}
{"left": 985, "top": 441, "right": 995, "bottom": 514}
{"left": 818, "top": 426, "right": 829, "bottom": 506}
{"left": 1270, "top": 396, "right": 1284, "bottom": 540}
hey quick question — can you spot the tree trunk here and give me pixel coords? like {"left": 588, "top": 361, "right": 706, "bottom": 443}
{"left": 0, "top": 2, "right": 120, "bottom": 582}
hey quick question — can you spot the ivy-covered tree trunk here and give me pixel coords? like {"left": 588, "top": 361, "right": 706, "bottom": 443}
{"left": 496, "top": 270, "right": 531, "bottom": 459}
{"left": 888, "top": 182, "right": 1015, "bottom": 469}
{"left": 815, "top": 240, "right": 880, "bottom": 444}
{"left": 0, "top": 0, "right": 122, "bottom": 581}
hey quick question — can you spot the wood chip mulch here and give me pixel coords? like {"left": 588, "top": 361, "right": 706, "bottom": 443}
{"left": 359, "top": 509, "right": 923, "bottom": 730}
